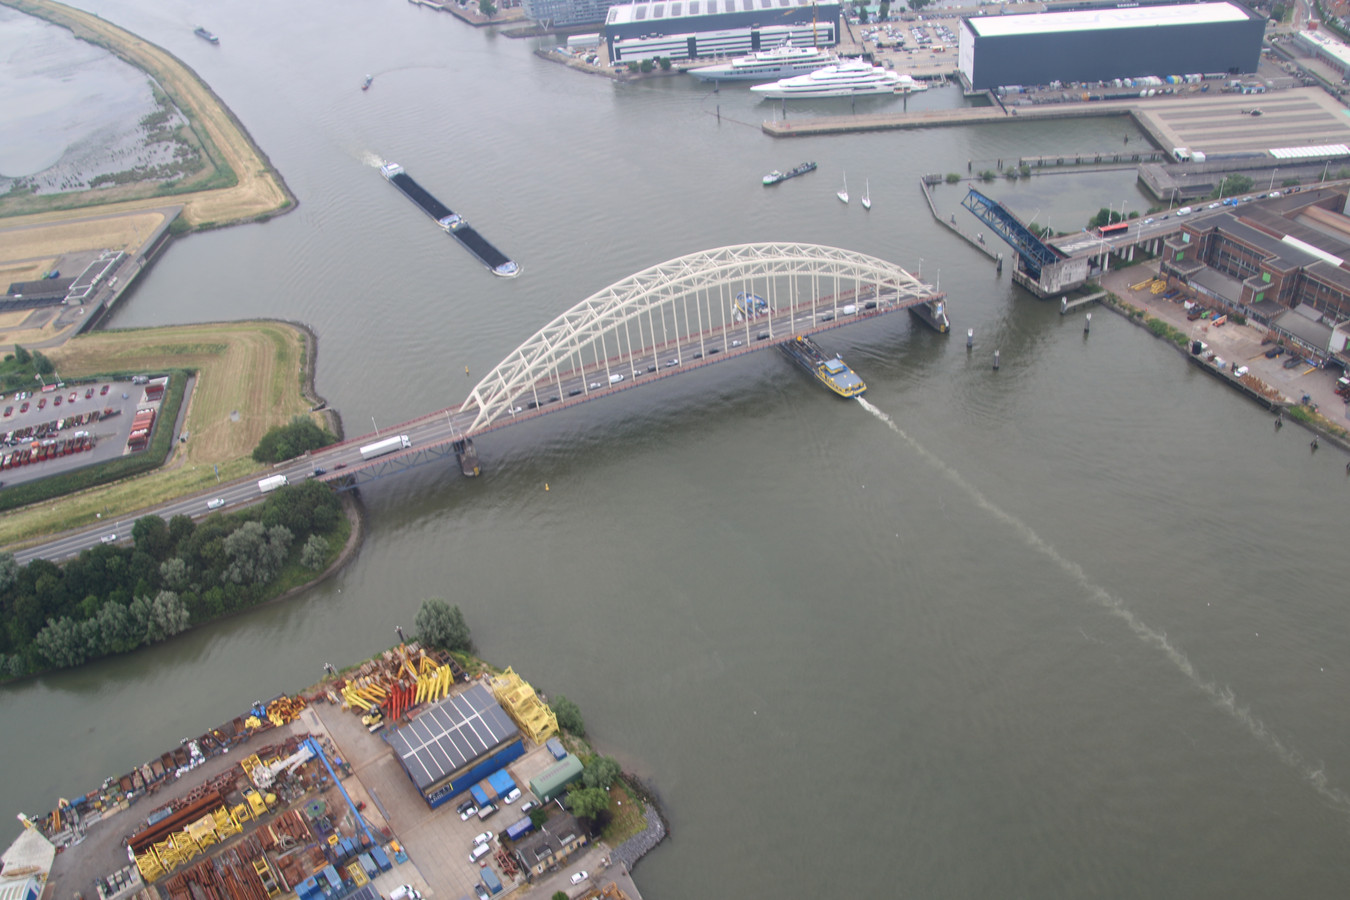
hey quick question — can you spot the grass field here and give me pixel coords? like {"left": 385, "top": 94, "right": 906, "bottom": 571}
{"left": 0, "top": 321, "right": 328, "bottom": 546}
{"left": 0, "top": 0, "right": 292, "bottom": 228}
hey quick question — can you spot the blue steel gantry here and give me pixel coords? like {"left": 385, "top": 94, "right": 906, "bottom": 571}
{"left": 960, "top": 187, "right": 1064, "bottom": 280}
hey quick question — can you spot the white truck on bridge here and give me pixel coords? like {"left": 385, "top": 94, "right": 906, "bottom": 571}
{"left": 258, "top": 474, "right": 289, "bottom": 494}
{"left": 360, "top": 434, "right": 412, "bottom": 460}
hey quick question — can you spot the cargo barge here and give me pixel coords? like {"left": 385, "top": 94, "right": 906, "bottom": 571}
{"left": 781, "top": 334, "right": 866, "bottom": 398}
{"left": 379, "top": 162, "right": 519, "bottom": 277}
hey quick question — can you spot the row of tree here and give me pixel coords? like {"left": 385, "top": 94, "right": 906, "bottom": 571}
{"left": 0, "top": 479, "right": 344, "bottom": 680}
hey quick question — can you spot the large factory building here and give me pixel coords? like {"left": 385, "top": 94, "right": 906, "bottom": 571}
{"left": 958, "top": 2, "right": 1266, "bottom": 91}
{"left": 604, "top": 0, "right": 840, "bottom": 64}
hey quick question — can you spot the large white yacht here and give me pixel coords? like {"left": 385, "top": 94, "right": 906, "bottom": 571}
{"left": 749, "top": 61, "right": 921, "bottom": 99}
{"left": 687, "top": 43, "right": 838, "bottom": 82}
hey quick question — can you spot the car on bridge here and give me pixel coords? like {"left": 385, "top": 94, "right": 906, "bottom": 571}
{"left": 665, "top": 358, "right": 679, "bottom": 367}
{"left": 207, "top": 498, "right": 226, "bottom": 510}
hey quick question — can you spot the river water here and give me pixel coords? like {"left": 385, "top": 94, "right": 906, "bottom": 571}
{"left": 4, "top": 1, "right": 1350, "bottom": 896}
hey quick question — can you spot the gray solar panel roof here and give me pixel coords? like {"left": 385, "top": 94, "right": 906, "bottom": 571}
{"left": 389, "top": 683, "right": 519, "bottom": 791}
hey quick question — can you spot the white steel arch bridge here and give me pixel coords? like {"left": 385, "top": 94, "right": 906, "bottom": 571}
{"left": 457, "top": 241, "right": 946, "bottom": 433}
{"left": 304, "top": 242, "right": 946, "bottom": 491}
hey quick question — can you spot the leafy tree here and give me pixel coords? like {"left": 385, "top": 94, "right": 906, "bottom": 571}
{"left": 414, "top": 598, "right": 471, "bottom": 651}
{"left": 879, "top": 0, "right": 890, "bottom": 19}
{"left": 909, "top": 0, "right": 932, "bottom": 8}
{"left": 582, "top": 755, "right": 621, "bottom": 790}
{"left": 1087, "top": 207, "right": 1125, "bottom": 229}
{"left": 0, "top": 553, "right": 17, "bottom": 593}
{"left": 553, "top": 893, "right": 569, "bottom": 900}
{"left": 1211, "top": 174, "right": 1253, "bottom": 199}
{"left": 221, "top": 522, "right": 293, "bottom": 585}
{"left": 626, "top": 62, "right": 639, "bottom": 73}
{"left": 1282, "top": 177, "right": 1301, "bottom": 188}
{"left": 31, "top": 351, "right": 54, "bottom": 375}
{"left": 855, "top": 1, "right": 868, "bottom": 23}
{"left": 94, "top": 601, "right": 138, "bottom": 654}
{"left": 34, "top": 616, "right": 87, "bottom": 669}
{"left": 979, "top": 170, "right": 996, "bottom": 182}
{"left": 133, "top": 515, "right": 173, "bottom": 561}
{"left": 160, "top": 557, "right": 190, "bottom": 592}
{"left": 478, "top": 0, "right": 496, "bottom": 15}
{"left": 552, "top": 694, "right": 585, "bottom": 736}
{"left": 252, "top": 416, "right": 336, "bottom": 464}
{"left": 658, "top": 57, "right": 672, "bottom": 71}
{"left": 945, "top": 173, "right": 961, "bottom": 184}
{"left": 566, "top": 786, "right": 610, "bottom": 820}
{"left": 640, "top": 59, "right": 654, "bottom": 73}
{"left": 300, "top": 534, "right": 330, "bottom": 570}
{"left": 11, "top": 346, "right": 31, "bottom": 366}
{"left": 144, "top": 591, "right": 190, "bottom": 643}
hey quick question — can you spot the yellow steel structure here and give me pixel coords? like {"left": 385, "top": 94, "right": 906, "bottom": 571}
{"left": 133, "top": 801, "right": 246, "bottom": 883}
{"left": 490, "top": 667, "right": 558, "bottom": 745}
{"left": 255, "top": 858, "right": 282, "bottom": 897}
{"left": 346, "top": 862, "right": 368, "bottom": 886}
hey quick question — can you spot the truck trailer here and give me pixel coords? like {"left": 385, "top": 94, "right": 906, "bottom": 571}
{"left": 359, "top": 434, "right": 412, "bottom": 460}
{"left": 258, "top": 474, "right": 289, "bottom": 493}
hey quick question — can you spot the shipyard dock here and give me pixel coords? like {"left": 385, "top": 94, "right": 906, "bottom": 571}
{"left": 379, "top": 163, "right": 519, "bottom": 277}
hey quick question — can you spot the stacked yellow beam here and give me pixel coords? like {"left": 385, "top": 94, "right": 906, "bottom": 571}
{"left": 341, "top": 677, "right": 390, "bottom": 711}
{"left": 346, "top": 862, "right": 368, "bottom": 886}
{"left": 491, "top": 667, "right": 559, "bottom": 744}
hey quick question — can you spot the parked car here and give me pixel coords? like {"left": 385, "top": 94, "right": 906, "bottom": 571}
{"left": 389, "top": 886, "right": 421, "bottom": 900}
{"left": 19, "top": 402, "right": 28, "bottom": 413}
{"left": 503, "top": 788, "right": 521, "bottom": 804}
{"left": 53, "top": 395, "right": 61, "bottom": 406}
{"left": 570, "top": 871, "right": 589, "bottom": 885}
{"left": 471, "top": 831, "right": 494, "bottom": 846}
{"left": 518, "top": 800, "right": 537, "bottom": 815}
{"left": 100, "top": 384, "right": 110, "bottom": 395}
{"left": 2, "top": 407, "right": 10, "bottom": 418}
{"left": 1283, "top": 355, "right": 1305, "bottom": 369}
{"left": 85, "top": 388, "right": 94, "bottom": 399}
{"left": 68, "top": 392, "right": 77, "bottom": 402}
{"left": 459, "top": 804, "right": 478, "bottom": 821}
{"left": 37, "top": 398, "right": 46, "bottom": 409}
{"left": 456, "top": 800, "right": 476, "bottom": 817}
{"left": 1264, "top": 346, "right": 1285, "bottom": 358}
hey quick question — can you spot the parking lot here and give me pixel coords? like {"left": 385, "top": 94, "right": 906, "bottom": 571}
{"left": 1, "top": 377, "right": 167, "bottom": 488}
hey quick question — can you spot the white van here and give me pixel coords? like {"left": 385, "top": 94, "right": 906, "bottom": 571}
{"left": 468, "top": 842, "right": 492, "bottom": 863}
{"left": 608, "top": 373, "right": 624, "bottom": 385}
{"left": 389, "top": 886, "right": 421, "bottom": 900}
{"left": 1176, "top": 206, "right": 1193, "bottom": 216}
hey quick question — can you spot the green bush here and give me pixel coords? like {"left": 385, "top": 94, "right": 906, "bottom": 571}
{"left": 945, "top": 173, "right": 961, "bottom": 184}
{"left": 252, "top": 416, "right": 336, "bottom": 463}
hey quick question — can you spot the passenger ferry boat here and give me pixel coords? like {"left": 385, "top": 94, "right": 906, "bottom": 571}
{"left": 750, "top": 61, "right": 918, "bottom": 99}
{"left": 687, "top": 43, "right": 838, "bottom": 82}
{"left": 780, "top": 335, "right": 866, "bottom": 398}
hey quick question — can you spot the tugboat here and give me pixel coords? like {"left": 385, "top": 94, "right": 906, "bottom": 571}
{"left": 362, "top": 74, "right": 374, "bottom": 91}
{"left": 762, "top": 161, "right": 817, "bottom": 186}
{"left": 194, "top": 26, "right": 220, "bottom": 44}
{"left": 780, "top": 335, "right": 866, "bottom": 398}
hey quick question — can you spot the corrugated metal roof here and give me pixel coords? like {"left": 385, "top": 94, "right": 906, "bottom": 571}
{"left": 1295, "top": 29, "right": 1350, "bottom": 67}
{"left": 606, "top": 0, "right": 836, "bottom": 25}
{"left": 967, "top": 2, "right": 1248, "bottom": 38}
{"left": 388, "top": 683, "right": 519, "bottom": 791}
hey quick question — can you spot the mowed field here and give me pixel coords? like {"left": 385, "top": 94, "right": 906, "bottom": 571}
{"left": 0, "top": 321, "right": 326, "bottom": 546}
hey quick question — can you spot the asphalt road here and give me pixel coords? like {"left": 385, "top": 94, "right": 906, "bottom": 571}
{"left": 14, "top": 282, "right": 935, "bottom": 564}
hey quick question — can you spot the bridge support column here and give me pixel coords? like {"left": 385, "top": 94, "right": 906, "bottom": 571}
{"left": 1127, "top": 244, "right": 1135, "bottom": 262}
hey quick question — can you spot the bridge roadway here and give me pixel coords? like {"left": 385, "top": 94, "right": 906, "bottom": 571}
{"left": 13, "top": 279, "right": 943, "bottom": 564}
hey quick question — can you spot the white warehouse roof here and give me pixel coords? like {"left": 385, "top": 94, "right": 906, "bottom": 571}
{"left": 607, "top": 0, "right": 826, "bottom": 25}
{"left": 1296, "top": 29, "right": 1350, "bottom": 68}
{"left": 967, "top": 2, "right": 1249, "bottom": 38}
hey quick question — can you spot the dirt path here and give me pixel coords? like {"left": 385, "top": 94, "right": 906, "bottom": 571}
{"left": 0, "top": 0, "right": 294, "bottom": 229}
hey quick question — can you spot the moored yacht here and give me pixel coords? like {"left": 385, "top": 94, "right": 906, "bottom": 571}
{"left": 750, "top": 61, "right": 918, "bottom": 99}
{"left": 688, "top": 43, "right": 838, "bottom": 82}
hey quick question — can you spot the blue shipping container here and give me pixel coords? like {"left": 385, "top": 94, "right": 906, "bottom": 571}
{"left": 370, "top": 846, "right": 392, "bottom": 871}
{"left": 545, "top": 737, "right": 566, "bottom": 760}
{"left": 505, "top": 817, "right": 534, "bottom": 841}
{"left": 481, "top": 868, "right": 503, "bottom": 895}
{"left": 487, "top": 769, "right": 516, "bottom": 797}
{"left": 358, "top": 853, "right": 378, "bottom": 877}
{"left": 471, "top": 784, "right": 491, "bottom": 806}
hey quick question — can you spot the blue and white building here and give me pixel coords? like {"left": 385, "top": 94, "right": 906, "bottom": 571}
{"left": 604, "top": 0, "right": 841, "bottom": 64}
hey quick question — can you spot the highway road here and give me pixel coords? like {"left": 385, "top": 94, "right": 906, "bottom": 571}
{"left": 12, "top": 280, "right": 941, "bottom": 564}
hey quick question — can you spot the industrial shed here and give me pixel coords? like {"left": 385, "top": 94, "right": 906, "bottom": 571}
{"left": 604, "top": 0, "right": 840, "bottom": 64}
{"left": 388, "top": 683, "right": 524, "bottom": 809}
{"left": 528, "top": 753, "right": 584, "bottom": 803}
{"left": 958, "top": 2, "right": 1265, "bottom": 91}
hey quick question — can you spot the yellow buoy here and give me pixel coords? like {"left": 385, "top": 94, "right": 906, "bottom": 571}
{"left": 545, "top": 483, "right": 550, "bottom": 491}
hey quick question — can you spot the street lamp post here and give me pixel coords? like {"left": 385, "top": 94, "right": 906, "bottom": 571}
{"left": 372, "top": 416, "right": 379, "bottom": 437}
{"left": 1323, "top": 159, "right": 1331, "bottom": 183}
{"left": 1269, "top": 167, "right": 1278, "bottom": 192}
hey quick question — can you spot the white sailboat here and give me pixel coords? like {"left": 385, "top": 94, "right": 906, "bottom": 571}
{"left": 837, "top": 171, "right": 849, "bottom": 204}
{"left": 861, "top": 178, "right": 871, "bottom": 210}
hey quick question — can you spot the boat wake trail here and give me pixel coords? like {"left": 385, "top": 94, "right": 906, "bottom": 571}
{"left": 854, "top": 396, "right": 1350, "bottom": 814}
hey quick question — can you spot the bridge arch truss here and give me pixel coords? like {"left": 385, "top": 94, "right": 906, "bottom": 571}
{"left": 460, "top": 242, "right": 928, "bottom": 431}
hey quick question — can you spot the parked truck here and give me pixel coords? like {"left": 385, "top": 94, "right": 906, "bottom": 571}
{"left": 359, "top": 434, "right": 412, "bottom": 460}
{"left": 258, "top": 474, "right": 289, "bottom": 493}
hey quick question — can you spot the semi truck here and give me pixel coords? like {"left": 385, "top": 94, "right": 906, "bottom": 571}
{"left": 258, "top": 474, "right": 289, "bottom": 493}
{"left": 359, "top": 434, "right": 412, "bottom": 460}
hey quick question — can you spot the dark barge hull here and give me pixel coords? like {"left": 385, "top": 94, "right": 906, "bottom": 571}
{"left": 380, "top": 163, "right": 519, "bottom": 277}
